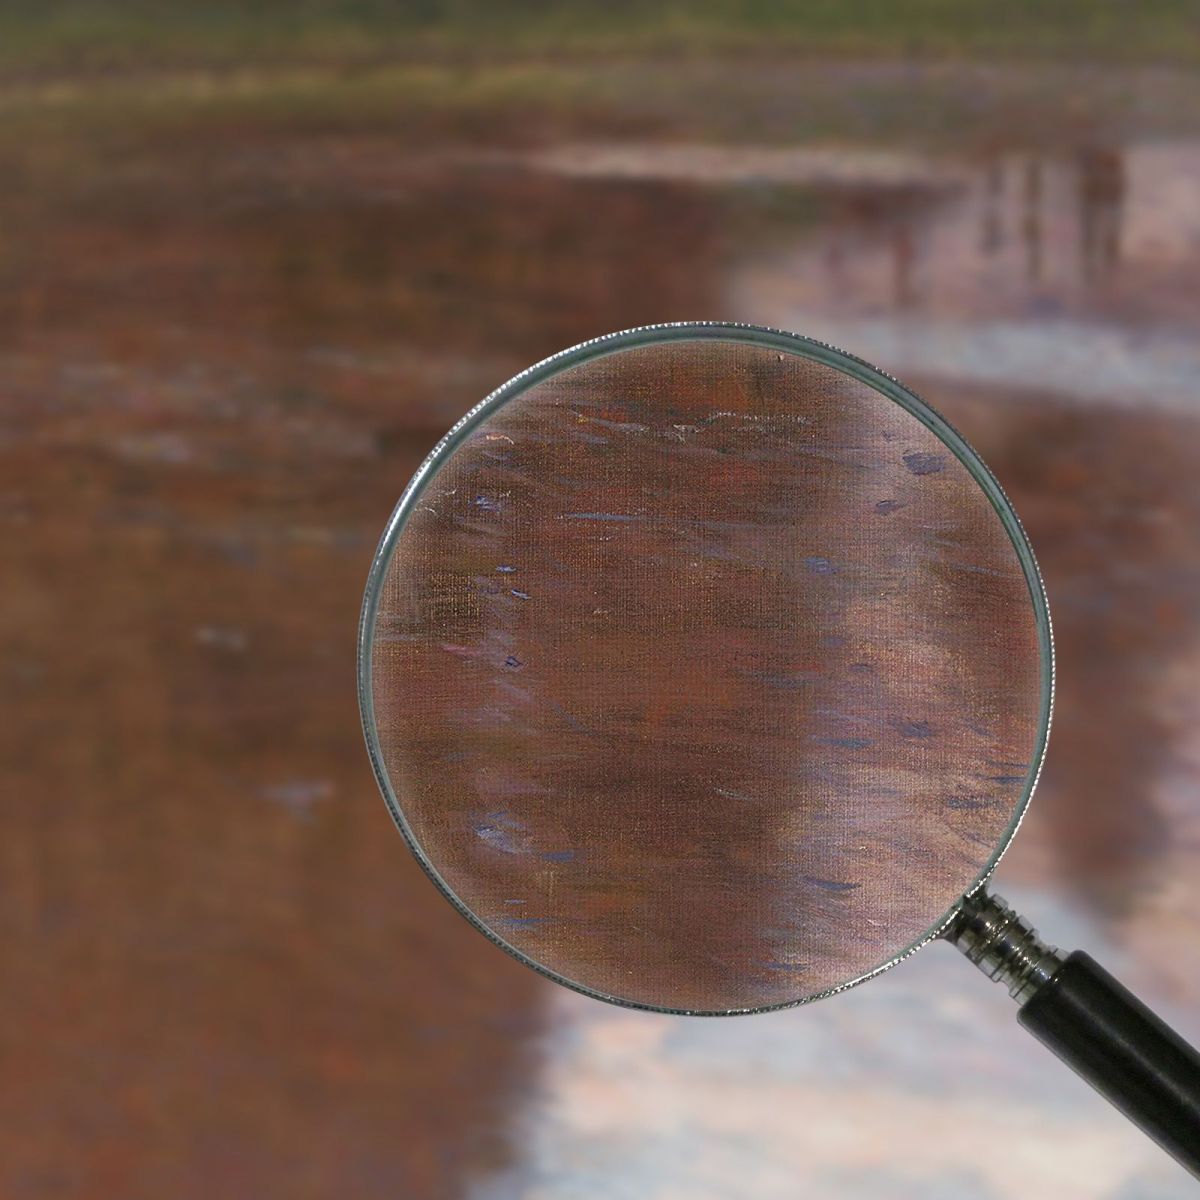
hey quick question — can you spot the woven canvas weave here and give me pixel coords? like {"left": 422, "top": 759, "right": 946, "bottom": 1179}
{"left": 369, "top": 337, "right": 1044, "bottom": 1011}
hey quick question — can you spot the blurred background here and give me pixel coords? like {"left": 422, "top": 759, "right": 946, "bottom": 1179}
{"left": 4, "top": 2, "right": 1200, "bottom": 1196}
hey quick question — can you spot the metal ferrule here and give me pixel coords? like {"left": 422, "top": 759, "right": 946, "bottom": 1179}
{"left": 946, "top": 891, "right": 1064, "bottom": 1004}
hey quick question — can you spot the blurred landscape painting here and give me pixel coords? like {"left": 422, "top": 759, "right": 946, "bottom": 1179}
{"left": 3, "top": 3, "right": 1200, "bottom": 1197}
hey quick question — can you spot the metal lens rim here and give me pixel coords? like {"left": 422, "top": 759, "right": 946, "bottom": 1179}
{"left": 356, "top": 321, "right": 1055, "bottom": 1016}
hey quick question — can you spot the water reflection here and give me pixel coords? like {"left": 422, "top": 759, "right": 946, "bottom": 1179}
{"left": 724, "top": 135, "right": 1200, "bottom": 969}
{"left": 980, "top": 158, "right": 1005, "bottom": 257}
{"left": 1021, "top": 157, "right": 1043, "bottom": 284}
{"left": 0, "top": 143, "right": 728, "bottom": 1197}
{"left": 723, "top": 141, "right": 1131, "bottom": 318}
{"left": 513, "top": 135, "right": 1200, "bottom": 977}
{"left": 1077, "top": 145, "right": 1125, "bottom": 284}
{"left": 3, "top": 79, "right": 1199, "bottom": 1197}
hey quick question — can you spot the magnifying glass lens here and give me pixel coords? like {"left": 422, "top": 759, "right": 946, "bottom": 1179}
{"left": 363, "top": 328, "right": 1050, "bottom": 1013}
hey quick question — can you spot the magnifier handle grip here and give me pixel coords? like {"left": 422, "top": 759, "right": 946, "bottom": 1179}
{"left": 1018, "top": 951, "right": 1200, "bottom": 1177}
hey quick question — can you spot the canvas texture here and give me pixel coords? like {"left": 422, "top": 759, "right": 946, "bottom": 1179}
{"left": 370, "top": 338, "right": 1044, "bottom": 1011}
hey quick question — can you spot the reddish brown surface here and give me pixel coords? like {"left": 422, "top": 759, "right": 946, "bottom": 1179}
{"left": 1, "top": 125, "right": 711, "bottom": 1199}
{"left": 3, "top": 52, "right": 1200, "bottom": 1200}
{"left": 370, "top": 336, "right": 1044, "bottom": 1010}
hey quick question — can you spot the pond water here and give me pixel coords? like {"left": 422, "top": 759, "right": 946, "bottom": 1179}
{"left": 3, "top": 61, "right": 1199, "bottom": 1199}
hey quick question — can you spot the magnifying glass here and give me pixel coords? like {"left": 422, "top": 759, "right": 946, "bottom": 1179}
{"left": 358, "top": 323, "right": 1200, "bottom": 1175}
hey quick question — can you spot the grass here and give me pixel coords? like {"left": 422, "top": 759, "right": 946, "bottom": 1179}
{"left": 2, "top": 0, "right": 1200, "bottom": 75}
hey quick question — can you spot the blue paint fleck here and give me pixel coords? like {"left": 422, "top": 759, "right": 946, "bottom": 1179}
{"left": 715, "top": 787, "right": 757, "bottom": 802}
{"left": 504, "top": 655, "right": 524, "bottom": 670}
{"left": 582, "top": 415, "right": 649, "bottom": 433}
{"left": 848, "top": 662, "right": 874, "bottom": 674}
{"left": 473, "top": 811, "right": 530, "bottom": 854}
{"left": 472, "top": 495, "right": 501, "bottom": 511}
{"left": 498, "top": 916, "right": 550, "bottom": 929}
{"left": 563, "top": 512, "right": 643, "bottom": 522}
{"left": 947, "top": 795, "right": 993, "bottom": 810}
{"left": 946, "top": 561, "right": 1012, "bottom": 578}
{"left": 510, "top": 589, "right": 530, "bottom": 600}
{"left": 474, "top": 825, "right": 522, "bottom": 852}
{"left": 802, "top": 876, "right": 862, "bottom": 893}
{"left": 496, "top": 564, "right": 517, "bottom": 573}
{"left": 804, "top": 555, "right": 837, "bottom": 575}
{"left": 902, "top": 451, "right": 946, "bottom": 476}
{"left": 897, "top": 720, "right": 934, "bottom": 738}
{"left": 989, "top": 773, "right": 1026, "bottom": 784}
{"left": 541, "top": 850, "right": 576, "bottom": 863}
{"left": 874, "top": 499, "right": 904, "bottom": 515}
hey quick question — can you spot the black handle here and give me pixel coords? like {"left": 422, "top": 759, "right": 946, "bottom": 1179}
{"left": 1018, "top": 950, "right": 1200, "bottom": 1177}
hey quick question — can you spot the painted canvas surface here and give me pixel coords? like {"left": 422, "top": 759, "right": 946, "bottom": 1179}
{"left": 4, "top": 4, "right": 1200, "bottom": 1197}
{"left": 370, "top": 335, "right": 1044, "bottom": 1011}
